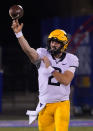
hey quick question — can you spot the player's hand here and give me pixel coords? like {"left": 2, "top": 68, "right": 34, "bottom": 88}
{"left": 11, "top": 19, "right": 23, "bottom": 33}
{"left": 42, "top": 56, "right": 51, "bottom": 68}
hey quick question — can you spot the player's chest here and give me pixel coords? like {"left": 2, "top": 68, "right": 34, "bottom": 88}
{"left": 49, "top": 57, "right": 69, "bottom": 73}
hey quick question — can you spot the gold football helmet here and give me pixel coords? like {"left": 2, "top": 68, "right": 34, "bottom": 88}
{"left": 47, "top": 29, "right": 69, "bottom": 55}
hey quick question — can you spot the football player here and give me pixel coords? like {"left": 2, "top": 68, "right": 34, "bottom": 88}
{"left": 11, "top": 19, "right": 79, "bottom": 131}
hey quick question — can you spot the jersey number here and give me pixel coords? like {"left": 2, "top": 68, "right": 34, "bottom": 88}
{"left": 48, "top": 67, "right": 61, "bottom": 86}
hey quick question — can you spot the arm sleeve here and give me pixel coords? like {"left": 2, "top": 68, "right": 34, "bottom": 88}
{"left": 35, "top": 48, "right": 47, "bottom": 69}
{"left": 68, "top": 54, "right": 79, "bottom": 68}
{"left": 66, "top": 54, "right": 79, "bottom": 74}
{"left": 67, "top": 67, "right": 76, "bottom": 74}
{"left": 36, "top": 48, "right": 47, "bottom": 58}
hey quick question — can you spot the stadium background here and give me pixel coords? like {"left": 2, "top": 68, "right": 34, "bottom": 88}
{"left": 0, "top": 0, "right": 93, "bottom": 128}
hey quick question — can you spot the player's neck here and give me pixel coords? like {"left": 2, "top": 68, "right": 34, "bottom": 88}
{"left": 54, "top": 52, "right": 63, "bottom": 58}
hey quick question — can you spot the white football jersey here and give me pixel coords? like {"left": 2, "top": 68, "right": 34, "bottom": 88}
{"left": 36, "top": 48, "right": 79, "bottom": 104}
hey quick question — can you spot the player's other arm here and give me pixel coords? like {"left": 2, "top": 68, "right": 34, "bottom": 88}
{"left": 52, "top": 70, "right": 74, "bottom": 86}
{"left": 53, "top": 55, "right": 79, "bottom": 85}
{"left": 11, "top": 19, "right": 39, "bottom": 63}
{"left": 42, "top": 56, "right": 75, "bottom": 86}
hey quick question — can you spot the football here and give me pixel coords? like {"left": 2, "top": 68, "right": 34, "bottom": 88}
{"left": 9, "top": 5, "right": 24, "bottom": 19}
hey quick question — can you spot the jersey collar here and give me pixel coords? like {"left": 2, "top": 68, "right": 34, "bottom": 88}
{"left": 52, "top": 52, "right": 66, "bottom": 62}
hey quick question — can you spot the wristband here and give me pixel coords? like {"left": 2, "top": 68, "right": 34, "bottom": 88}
{"left": 47, "top": 66, "right": 55, "bottom": 74}
{"left": 15, "top": 31, "right": 23, "bottom": 38}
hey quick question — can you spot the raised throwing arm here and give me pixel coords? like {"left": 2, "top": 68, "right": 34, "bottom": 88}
{"left": 11, "top": 19, "right": 40, "bottom": 63}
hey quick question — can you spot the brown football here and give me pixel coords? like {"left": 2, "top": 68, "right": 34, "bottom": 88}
{"left": 9, "top": 5, "right": 24, "bottom": 19}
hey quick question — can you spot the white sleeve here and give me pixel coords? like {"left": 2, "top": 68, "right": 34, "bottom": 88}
{"left": 67, "top": 67, "right": 76, "bottom": 74}
{"left": 68, "top": 54, "right": 79, "bottom": 68}
{"left": 36, "top": 48, "right": 47, "bottom": 58}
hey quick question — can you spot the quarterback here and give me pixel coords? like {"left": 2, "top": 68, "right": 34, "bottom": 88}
{"left": 11, "top": 19, "right": 79, "bottom": 131}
